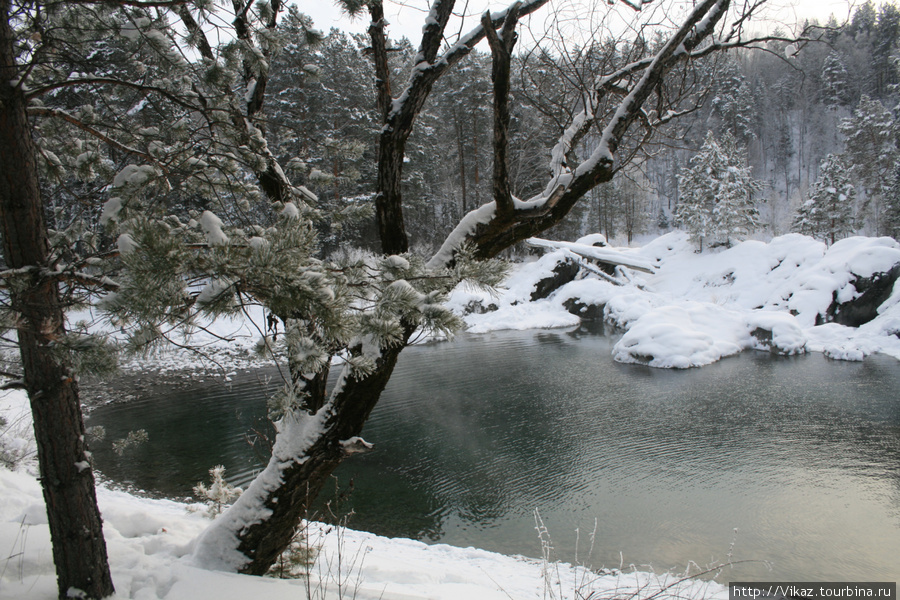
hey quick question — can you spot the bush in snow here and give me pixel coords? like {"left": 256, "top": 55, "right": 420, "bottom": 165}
{"left": 191, "top": 465, "right": 243, "bottom": 518}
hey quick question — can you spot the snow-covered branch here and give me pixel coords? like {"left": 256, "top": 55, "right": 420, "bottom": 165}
{"left": 428, "top": 0, "right": 746, "bottom": 268}
{"left": 28, "top": 107, "right": 163, "bottom": 169}
{"left": 25, "top": 77, "right": 206, "bottom": 113}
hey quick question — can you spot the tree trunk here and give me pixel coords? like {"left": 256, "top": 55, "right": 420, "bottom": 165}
{"left": 453, "top": 107, "right": 469, "bottom": 214}
{"left": 0, "top": 3, "right": 114, "bottom": 598}
{"left": 193, "top": 327, "right": 414, "bottom": 575}
{"left": 375, "top": 132, "right": 410, "bottom": 255}
{"left": 472, "top": 110, "right": 481, "bottom": 205}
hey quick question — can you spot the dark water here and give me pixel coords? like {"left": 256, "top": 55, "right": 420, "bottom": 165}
{"left": 86, "top": 326, "right": 900, "bottom": 582}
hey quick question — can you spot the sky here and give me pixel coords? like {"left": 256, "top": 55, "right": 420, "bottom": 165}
{"left": 299, "top": 0, "right": 859, "bottom": 46}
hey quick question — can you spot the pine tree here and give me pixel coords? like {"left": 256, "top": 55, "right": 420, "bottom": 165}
{"left": 0, "top": 1, "right": 120, "bottom": 597}
{"left": 873, "top": 2, "right": 900, "bottom": 98}
{"left": 793, "top": 154, "right": 857, "bottom": 244}
{"left": 710, "top": 57, "right": 758, "bottom": 142}
{"left": 675, "top": 132, "right": 762, "bottom": 250}
{"left": 266, "top": 21, "right": 377, "bottom": 251}
{"left": 883, "top": 163, "right": 900, "bottom": 239}
{"left": 822, "top": 52, "right": 852, "bottom": 108}
{"left": 839, "top": 94, "right": 899, "bottom": 232}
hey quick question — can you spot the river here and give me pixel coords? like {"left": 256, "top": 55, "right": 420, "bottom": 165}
{"left": 86, "top": 325, "right": 900, "bottom": 582}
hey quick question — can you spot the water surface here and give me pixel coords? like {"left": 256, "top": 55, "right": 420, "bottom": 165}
{"left": 87, "top": 326, "right": 900, "bottom": 582}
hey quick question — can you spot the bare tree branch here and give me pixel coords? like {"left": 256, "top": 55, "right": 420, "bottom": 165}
{"left": 482, "top": 2, "right": 521, "bottom": 215}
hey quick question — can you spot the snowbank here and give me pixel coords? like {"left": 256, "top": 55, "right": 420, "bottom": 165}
{"left": 447, "top": 232, "right": 900, "bottom": 367}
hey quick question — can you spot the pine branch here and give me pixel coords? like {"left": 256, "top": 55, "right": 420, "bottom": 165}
{"left": 27, "top": 107, "right": 162, "bottom": 168}
{"left": 177, "top": 4, "right": 215, "bottom": 61}
{"left": 63, "top": 0, "right": 193, "bottom": 6}
{"left": 24, "top": 78, "right": 207, "bottom": 113}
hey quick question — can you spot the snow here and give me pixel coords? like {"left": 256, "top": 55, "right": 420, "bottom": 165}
{"left": 384, "top": 255, "right": 410, "bottom": 270}
{"left": 527, "top": 237, "right": 656, "bottom": 273}
{"left": 244, "top": 78, "right": 258, "bottom": 105}
{"left": 281, "top": 202, "right": 300, "bottom": 219}
{"left": 199, "top": 210, "right": 229, "bottom": 246}
{"left": 100, "top": 197, "right": 123, "bottom": 226}
{"left": 5, "top": 232, "right": 900, "bottom": 599}
{"left": 117, "top": 233, "right": 139, "bottom": 255}
{"left": 112, "top": 164, "right": 157, "bottom": 189}
{"left": 447, "top": 232, "right": 900, "bottom": 366}
{"left": 426, "top": 202, "right": 497, "bottom": 270}
{"left": 196, "top": 278, "right": 233, "bottom": 306}
{"left": 249, "top": 236, "right": 269, "bottom": 251}
{"left": 613, "top": 303, "right": 746, "bottom": 368}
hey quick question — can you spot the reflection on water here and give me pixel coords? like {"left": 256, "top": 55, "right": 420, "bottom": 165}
{"left": 87, "top": 325, "right": 900, "bottom": 582}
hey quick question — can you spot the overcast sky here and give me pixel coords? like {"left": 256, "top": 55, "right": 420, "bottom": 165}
{"left": 300, "top": 0, "right": 859, "bottom": 46}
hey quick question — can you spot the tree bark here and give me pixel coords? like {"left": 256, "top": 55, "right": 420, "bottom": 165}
{"left": 483, "top": 3, "right": 521, "bottom": 215}
{"left": 453, "top": 107, "right": 469, "bottom": 214}
{"left": 193, "top": 326, "right": 414, "bottom": 575}
{"left": 0, "top": 2, "right": 114, "bottom": 598}
{"left": 236, "top": 334, "right": 409, "bottom": 574}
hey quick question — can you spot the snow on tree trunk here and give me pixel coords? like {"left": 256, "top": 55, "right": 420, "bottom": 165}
{"left": 192, "top": 331, "right": 412, "bottom": 574}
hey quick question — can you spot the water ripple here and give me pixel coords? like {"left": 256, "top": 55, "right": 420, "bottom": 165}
{"left": 88, "top": 329, "right": 900, "bottom": 582}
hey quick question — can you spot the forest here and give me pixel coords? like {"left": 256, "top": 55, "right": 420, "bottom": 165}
{"left": 255, "top": 0, "right": 900, "bottom": 249}
{"left": 2, "top": 0, "right": 898, "bottom": 599}
{"left": 21, "top": 1, "right": 900, "bottom": 257}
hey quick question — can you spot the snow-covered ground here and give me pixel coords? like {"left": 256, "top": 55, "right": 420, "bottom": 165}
{"left": 448, "top": 232, "right": 900, "bottom": 366}
{"left": 3, "top": 231, "right": 900, "bottom": 599}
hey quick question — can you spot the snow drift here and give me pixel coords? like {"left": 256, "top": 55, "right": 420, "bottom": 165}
{"left": 447, "top": 232, "right": 900, "bottom": 367}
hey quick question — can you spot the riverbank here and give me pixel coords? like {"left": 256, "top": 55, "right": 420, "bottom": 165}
{"left": 77, "top": 232, "right": 900, "bottom": 382}
{"left": 0, "top": 389, "right": 730, "bottom": 600}
{"left": 448, "top": 232, "right": 900, "bottom": 365}
{"left": 4, "top": 231, "right": 900, "bottom": 598}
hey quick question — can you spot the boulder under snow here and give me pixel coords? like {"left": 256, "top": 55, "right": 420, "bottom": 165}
{"left": 446, "top": 232, "right": 900, "bottom": 367}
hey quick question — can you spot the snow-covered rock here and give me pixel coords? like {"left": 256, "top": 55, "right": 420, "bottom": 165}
{"left": 447, "top": 232, "right": 900, "bottom": 367}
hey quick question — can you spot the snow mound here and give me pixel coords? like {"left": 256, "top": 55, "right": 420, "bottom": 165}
{"left": 447, "top": 232, "right": 900, "bottom": 367}
{"left": 613, "top": 303, "right": 746, "bottom": 368}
